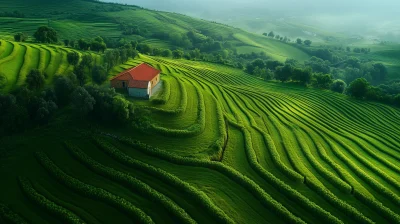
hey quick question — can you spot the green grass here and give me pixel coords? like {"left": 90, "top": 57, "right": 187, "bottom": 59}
{"left": 1, "top": 0, "right": 400, "bottom": 223}
{"left": 0, "top": 41, "right": 101, "bottom": 93}
{"left": 3, "top": 53, "right": 400, "bottom": 223}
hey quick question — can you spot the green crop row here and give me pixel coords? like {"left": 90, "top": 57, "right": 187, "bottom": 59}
{"left": 150, "top": 84, "right": 205, "bottom": 137}
{"left": 230, "top": 121, "right": 343, "bottom": 224}
{"left": 113, "top": 136, "right": 307, "bottom": 224}
{"left": 91, "top": 136, "right": 235, "bottom": 224}
{"left": 34, "top": 152, "right": 154, "bottom": 224}
{"left": 325, "top": 137, "right": 400, "bottom": 204}
{"left": 0, "top": 203, "right": 28, "bottom": 224}
{"left": 209, "top": 95, "right": 228, "bottom": 161}
{"left": 150, "top": 77, "right": 171, "bottom": 105}
{"left": 145, "top": 76, "right": 188, "bottom": 114}
{"left": 253, "top": 126, "right": 304, "bottom": 182}
{"left": 294, "top": 130, "right": 353, "bottom": 193}
{"left": 353, "top": 190, "right": 400, "bottom": 224}
{"left": 64, "top": 141, "right": 196, "bottom": 224}
{"left": 18, "top": 177, "right": 86, "bottom": 224}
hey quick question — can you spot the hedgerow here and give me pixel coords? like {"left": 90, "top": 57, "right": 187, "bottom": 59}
{"left": 64, "top": 141, "right": 196, "bottom": 224}
{"left": 106, "top": 136, "right": 306, "bottom": 224}
{"left": 150, "top": 84, "right": 205, "bottom": 137}
{"left": 150, "top": 78, "right": 171, "bottom": 105}
{"left": 18, "top": 177, "right": 85, "bottom": 224}
{"left": 0, "top": 203, "right": 28, "bottom": 224}
{"left": 353, "top": 190, "right": 400, "bottom": 224}
{"left": 34, "top": 152, "right": 154, "bottom": 224}
{"left": 233, "top": 122, "right": 344, "bottom": 224}
{"left": 145, "top": 76, "right": 188, "bottom": 114}
{"left": 209, "top": 95, "right": 228, "bottom": 161}
{"left": 91, "top": 136, "right": 235, "bottom": 224}
{"left": 327, "top": 138, "right": 400, "bottom": 206}
{"left": 253, "top": 126, "right": 304, "bottom": 182}
{"left": 294, "top": 130, "right": 352, "bottom": 193}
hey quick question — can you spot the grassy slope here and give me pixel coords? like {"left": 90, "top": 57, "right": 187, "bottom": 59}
{"left": 2, "top": 53, "right": 400, "bottom": 223}
{"left": 0, "top": 0, "right": 310, "bottom": 63}
{"left": 0, "top": 41, "right": 101, "bottom": 93}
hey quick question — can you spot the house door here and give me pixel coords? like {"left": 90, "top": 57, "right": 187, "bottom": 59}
{"left": 122, "top": 82, "right": 126, "bottom": 88}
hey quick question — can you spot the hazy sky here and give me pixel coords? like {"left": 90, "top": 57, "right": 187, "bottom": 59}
{"left": 106, "top": 0, "right": 400, "bottom": 40}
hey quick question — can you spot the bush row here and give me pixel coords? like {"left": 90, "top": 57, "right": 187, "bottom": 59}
{"left": 210, "top": 95, "right": 228, "bottom": 161}
{"left": 112, "top": 136, "right": 306, "bottom": 224}
{"left": 261, "top": 116, "right": 372, "bottom": 223}
{"left": 64, "top": 142, "right": 195, "bottom": 224}
{"left": 329, "top": 138, "right": 400, "bottom": 206}
{"left": 145, "top": 76, "right": 188, "bottom": 114}
{"left": 253, "top": 126, "right": 304, "bottom": 183}
{"left": 294, "top": 130, "right": 352, "bottom": 193}
{"left": 150, "top": 84, "right": 205, "bottom": 137}
{"left": 91, "top": 136, "right": 235, "bottom": 224}
{"left": 353, "top": 190, "right": 400, "bottom": 224}
{"left": 0, "top": 203, "right": 28, "bottom": 224}
{"left": 231, "top": 121, "right": 343, "bottom": 224}
{"left": 150, "top": 77, "right": 171, "bottom": 105}
{"left": 34, "top": 152, "right": 154, "bottom": 224}
{"left": 18, "top": 177, "right": 85, "bottom": 224}
{"left": 315, "top": 142, "right": 358, "bottom": 192}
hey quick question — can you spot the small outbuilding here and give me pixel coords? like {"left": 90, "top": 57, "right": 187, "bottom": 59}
{"left": 110, "top": 63, "right": 161, "bottom": 98}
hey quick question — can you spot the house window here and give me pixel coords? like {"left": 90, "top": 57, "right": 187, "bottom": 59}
{"left": 122, "top": 82, "right": 126, "bottom": 88}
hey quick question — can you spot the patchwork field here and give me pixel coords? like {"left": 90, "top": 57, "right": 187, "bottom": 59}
{"left": 1, "top": 51, "right": 400, "bottom": 223}
{"left": 0, "top": 40, "right": 102, "bottom": 93}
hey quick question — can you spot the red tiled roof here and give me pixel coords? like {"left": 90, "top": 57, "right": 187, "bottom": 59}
{"left": 111, "top": 63, "right": 160, "bottom": 82}
{"left": 129, "top": 80, "right": 149, "bottom": 89}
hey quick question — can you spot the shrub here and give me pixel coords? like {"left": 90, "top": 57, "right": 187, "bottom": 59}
{"left": 18, "top": 177, "right": 84, "bottom": 224}
{"left": 91, "top": 137, "right": 235, "bottom": 224}
{"left": 331, "top": 79, "right": 347, "bottom": 94}
{"left": 150, "top": 78, "right": 170, "bottom": 105}
{"left": 35, "top": 152, "right": 154, "bottom": 224}
{"left": 64, "top": 142, "right": 195, "bottom": 224}
{"left": 0, "top": 204, "right": 28, "bottom": 224}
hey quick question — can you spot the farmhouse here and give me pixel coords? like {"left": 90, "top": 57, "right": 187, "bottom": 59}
{"left": 111, "top": 63, "right": 161, "bottom": 98}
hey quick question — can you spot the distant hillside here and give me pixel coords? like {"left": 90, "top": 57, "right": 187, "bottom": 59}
{"left": 0, "top": 0, "right": 310, "bottom": 62}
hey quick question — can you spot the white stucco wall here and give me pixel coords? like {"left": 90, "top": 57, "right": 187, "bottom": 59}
{"left": 128, "top": 88, "right": 149, "bottom": 98}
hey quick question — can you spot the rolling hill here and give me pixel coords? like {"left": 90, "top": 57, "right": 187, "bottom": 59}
{"left": 0, "top": 0, "right": 310, "bottom": 63}
{"left": 1, "top": 0, "right": 400, "bottom": 224}
{"left": 1, "top": 52, "right": 400, "bottom": 223}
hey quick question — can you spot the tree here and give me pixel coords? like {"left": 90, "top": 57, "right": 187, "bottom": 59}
{"left": 304, "top": 40, "right": 312, "bottom": 46}
{"left": 346, "top": 47, "right": 351, "bottom": 52}
{"left": 90, "top": 36, "right": 107, "bottom": 52}
{"left": 137, "top": 43, "right": 152, "bottom": 55}
{"left": 161, "top": 49, "right": 172, "bottom": 58}
{"left": 312, "top": 73, "right": 333, "bottom": 89}
{"left": 71, "top": 87, "right": 95, "bottom": 116}
{"left": 275, "top": 35, "right": 281, "bottom": 40}
{"left": 54, "top": 76, "right": 75, "bottom": 106}
{"left": 268, "top": 31, "right": 275, "bottom": 38}
{"left": 296, "top": 38, "right": 303, "bottom": 45}
{"left": 26, "top": 69, "right": 45, "bottom": 90}
{"left": 64, "top": 39, "right": 70, "bottom": 47}
{"left": 74, "top": 64, "right": 86, "bottom": 86}
{"left": 293, "top": 67, "right": 313, "bottom": 85}
{"left": 0, "top": 72, "right": 7, "bottom": 90}
{"left": 370, "top": 63, "right": 388, "bottom": 85}
{"left": 347, "top": 78, "right": 370, "bottom": 98}
{"left": 172, "top": 49, "right": 184, "bottom": 59}
{"left": 81, "top": 54, "right": 93, "bottom": 70}
{"left": 33, "top": 26, "right": 58, "bottom": 43}
{"left": 92, "top": 65, "right": 108, "bottom": 84}
{"left": 14, "top": 32, "right": 28, "bottom": 42}
{"left": 275, "top": 64, "right": 293, "bottom": 82}
{"left": 112, "top": 95, "right": 134, "bottom": 123}
{"left": 67, "top": 52, "right": 80, "bottom": 66}
{"left": 331, "top": 79, "right": 347, "bottom": 94}
{"left": 394, "top": 94, "right": 400, "bottom": 107}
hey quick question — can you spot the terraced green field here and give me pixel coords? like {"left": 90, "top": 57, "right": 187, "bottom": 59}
{"left": 0, "top": 40, "right": 101, "bottom": 93}
{"left": 1, "top": 50, "right": 400, "bottom": 223}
